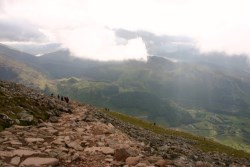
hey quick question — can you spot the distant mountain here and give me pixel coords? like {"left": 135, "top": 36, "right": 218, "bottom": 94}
{"left": 4, "top": 42, "right": 61, "bottom": 55}
{"left": 0, "top": 52, "right": 52, "bottom": 90}
{"left": 0, "top": 43, "right": 36, "bottom": 64}
{"left": 1, "top": 43, "right": 250, "bottom": 152}
{"left": 36, "top": 50, "right": 96, "bottom": 78}
{"left": 0, "top": 45, "right": 54, "bottom": 90}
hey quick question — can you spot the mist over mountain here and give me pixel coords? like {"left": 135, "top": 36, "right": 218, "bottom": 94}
{"left": 0, "top": 46, "right": 51, "bottom": 89}
{"left": 115, "top": 29, "right": 197, "bottom": 56}
{"left": 0, "top": 19, "right": 46, "bottom": 42}
{"left": 116, "top": 29, "right": 250, "bottom": 69}
{"left": 1, "top": 42, "right": 250, "bottom": 152}
{"left": 6, "top": 43, "right": 62, "bottom": 55}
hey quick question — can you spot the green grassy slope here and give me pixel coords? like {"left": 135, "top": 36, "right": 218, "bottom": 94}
{"left": 179, "top": 109, "right": 250, "bottom": 152}
{"left": 103, "top": 109, "right": 250, "bottom": 158}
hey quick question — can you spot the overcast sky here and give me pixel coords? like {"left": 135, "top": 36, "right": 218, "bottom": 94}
{"left": 0, "top": 0, "right": 250, "bottom": 61}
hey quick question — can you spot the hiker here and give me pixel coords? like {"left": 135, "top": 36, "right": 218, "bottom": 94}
{"left": 61, "top": 96, "right": 64, "bottom": 101}
{"left": 64, "top": 97, "right": 69, "bottom": 103}
{"left": 50, "top": 93, "right": 54, "bottom": 97}
{"left": 57, "top": 94, "right": 60, "bottom": 100}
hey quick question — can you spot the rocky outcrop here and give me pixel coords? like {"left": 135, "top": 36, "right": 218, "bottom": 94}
{"left": 0, "top": 80, "right": 72, "bottom": 129}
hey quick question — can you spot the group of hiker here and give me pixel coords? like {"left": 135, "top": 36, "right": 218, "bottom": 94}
{"left": 50, "top": 93, "right": 69, "bottom": 103}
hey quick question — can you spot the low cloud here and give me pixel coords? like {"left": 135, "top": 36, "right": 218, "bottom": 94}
{"left": 0, "top": 19, "right": 47, "bottom": 42}
{"left": 1, "top": 0, "right": 250, "bottom": 61}
{"left": 57, "top": 26, "right": 148, "bottom": 61}
{"left": 4, "top": 42, "right": 62, "bottom": 55}
{"left": 0, "top": 19, "right": 148, "bottom": 61}
{"left": 115, "top": 29, "right": 197, "bottom": 57}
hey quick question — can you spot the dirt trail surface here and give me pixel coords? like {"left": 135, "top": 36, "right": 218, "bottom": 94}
{"left": 0, "top": 101, "right": 250, "bottom": 166}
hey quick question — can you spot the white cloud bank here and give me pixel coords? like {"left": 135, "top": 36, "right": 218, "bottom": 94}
{"left": 0, "top": 0, "right": 148, "bottom": 61}
{"left": 58, "top": 26, "right": 147, "bottom": 61}
{"left": 1, "top": 0, "right": 250, "bottom": 59}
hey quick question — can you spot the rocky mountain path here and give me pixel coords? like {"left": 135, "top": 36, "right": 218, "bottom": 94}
{"left": 0, "top": 101, "right": 249, "bottom": 167}
{"left": 0, "top": 102, "right": 163, "bottom": 167}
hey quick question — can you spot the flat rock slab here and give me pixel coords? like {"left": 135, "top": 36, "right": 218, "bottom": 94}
{"left": 25, "top": 138, "right": 44, "bottom": 143}
{"left": 10, "top": 140, "right": 23, "bottom": 145}
{"left": 0, "top": 151, "right": 14, "bottom": 157}
{"left": 13, "top": 125, "right": 30, "bottom": 129}
{"left": 20, "top": 157, "right": 59, "bottom": 166}
{"left": 13, "top": 149, "right": 41, "bottom": 157}
{"left": 84, "top": 147, "right": 115, "bottom": 155}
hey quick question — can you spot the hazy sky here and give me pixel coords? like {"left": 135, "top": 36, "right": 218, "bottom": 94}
{"left": 0, "top": 0, "right": 250, "bottom": 60}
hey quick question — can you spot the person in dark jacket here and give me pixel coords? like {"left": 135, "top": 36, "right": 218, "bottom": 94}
{"left": 64, "top": 97, "right": 69, "bottom": 103}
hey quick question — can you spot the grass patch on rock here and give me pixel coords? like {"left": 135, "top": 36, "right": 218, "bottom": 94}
{"left": 0, "top": 85, "right": 50, "bottom": 131}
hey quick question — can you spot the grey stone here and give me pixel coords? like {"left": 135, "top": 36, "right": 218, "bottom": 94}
{"left": 18, "top": 111, "right": 33, "bottom": 122}
{"left": 66, "top": 141, "right": 83, "bottom": 151}
{"left": 49, "top": 116, "right": 58, "bottom": 123}
{"left": 158, "top": 144, "right": 169, "bottom": 151}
